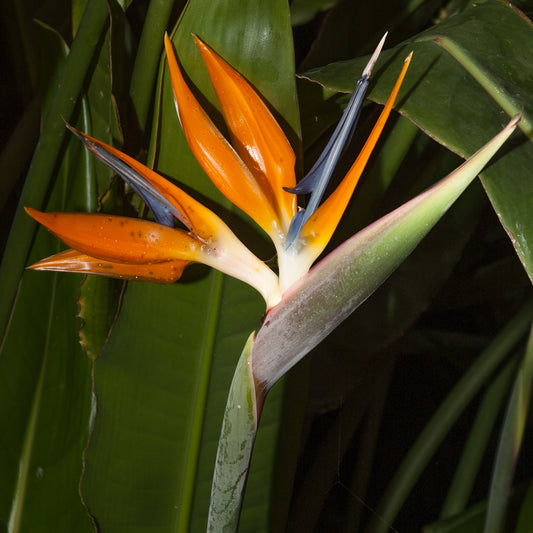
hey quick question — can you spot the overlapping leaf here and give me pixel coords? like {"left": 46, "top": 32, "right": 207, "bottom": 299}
{"left": 80, "top": 0, "right": 299, "bottom": 531}
{"left": 301, "top": 0, "right": 533, "bottom": 282}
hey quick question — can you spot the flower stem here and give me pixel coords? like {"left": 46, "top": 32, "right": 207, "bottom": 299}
{"left": 207, "top": 333, "right": 263, "bottom": 532}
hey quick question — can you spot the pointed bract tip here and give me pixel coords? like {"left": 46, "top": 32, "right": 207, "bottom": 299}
{"left": 362, "top": 32, "right": 388, "bottom": 78}
{"left": 63, "top": 120, "right": 81, "bottom": 139}
{"left": 511, "top": 110, "right": 522, "bottom": 127}
{"left": 192, "top": 34, "right": 211, "bottom": 57}
{"left": 192, "top": 33, "right": 204, "bottom": 47}
{"left": 62, "top": 122, "right": 101, "bottom": 157}
{"left": 164, "top": 33, "right": 174, "bottom": 54}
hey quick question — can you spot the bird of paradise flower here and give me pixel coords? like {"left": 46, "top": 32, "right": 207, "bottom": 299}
{"left": 26, "top": 33, "right": 410, "bottom": 310}
{"left": 23, "top": 29, "right": 523, "bottom": 533}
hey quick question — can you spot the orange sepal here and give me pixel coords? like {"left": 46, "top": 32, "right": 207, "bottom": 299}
{"left": 301, "top": 52, "right": 413, "bottom": 250}
{"left": 28, "top": 249, "right": 189, "bottom": 283}
{"left": 69, "top": 127, "right": 238, "bottom": 243}
{"left": 194, "top": 35, "right": 296, "bottom": 227}
{"left": 26, "top": 208, "right": 200, "bottom": 264}
{"left": 164, "top": 34, "right": 278, "bottom": 234}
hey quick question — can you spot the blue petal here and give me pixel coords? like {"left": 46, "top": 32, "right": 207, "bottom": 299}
{"left": 69, "top": 127, "right": 181, "bottom": 228}
{"left": 285, "top": 33, "right": 387, "bottom": 249}
{"left": 285, "top": 76, "right": 368, "bottom": 197}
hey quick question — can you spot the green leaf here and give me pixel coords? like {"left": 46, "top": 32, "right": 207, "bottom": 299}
{"left": 0, "top": 0, "right": 110, "bottom": 338}
{"left": 290, "top": 0, "right": 340, "bottom": 27}
{"left": 370, "top": 302, "right": 533, "bottom": 533}
{"left": 424, "top": 482, "right": 533, "bottom": 533}
{"left": 516, "top": 479, "right": 533, "bottom": 533}
{"left": 298, "top": 0, "right": 440, "bottom": 69}
{"left": 300, "top": 0, "right": 533, "bottom": 282}
{"left": 0, "top": 5, "right": 135, "bottom": 530}
{"left": 440, "top": 360, "right": 516, "bottom": 518}
{"left": 207, "top": 334, "right": 258, "bottom": 532}
{"left": 80, "top": 0, "right": 299, "bottom": 531}
{"left": 75, "top": 7, "right": 126, "bottom": 360}
{"left": 0, "top": 126, "right": 94, "bottom": 533}
{"left": 129, "top": 0, "right": 180, "bottom": 131}
{"left": 483, "top": 320, "right": 533, "bottom": 532}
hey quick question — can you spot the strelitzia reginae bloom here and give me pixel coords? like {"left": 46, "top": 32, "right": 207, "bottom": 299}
{"left": 26, "top": 33, "right": 411, "bottom": 310}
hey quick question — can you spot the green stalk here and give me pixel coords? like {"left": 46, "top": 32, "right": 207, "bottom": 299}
{"left": 366, "top": 299, "right": 533, "bottom": 533}
{"left": 440, "top": 358, "right": 517, "bottom": 518}
{"left": 129, "top": 0, "right": 177, "bottom": 131}
{"left": 207, "top": 333, "right": 262, "bottom": 533}
{"left": 0, "top": 0, "right": 109, "bottom": 339}
{"left": 484, "top": 319, "right": 533, "bottom": 533}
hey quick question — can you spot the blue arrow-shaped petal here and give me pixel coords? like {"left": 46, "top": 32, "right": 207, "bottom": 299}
{"left": 285, "top": 33, "right": 387, "bottom": 248}
{"left": 68, "top": 124, "right": 181, "bottom": 228}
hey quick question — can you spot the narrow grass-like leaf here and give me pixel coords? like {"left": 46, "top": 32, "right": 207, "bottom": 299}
{"left": 440, "top": 360, "right": 517, "bottom": 518}
{"left": 483, "top": 321, "right": 533, "bottom": 533}
{"left": 365, "top": 301, "right": 533, "bottom": 533}
{"left": 0, "top": 119, "right": 94, "bottom": 533}
{"left": 129, "top": 0, "right": 177, "bottom": 130}
{"left": 0, "top": 0, "right": 109, "bottom": 337}
{"left": 516, "top": 480, "right": 533, "bottom": 532}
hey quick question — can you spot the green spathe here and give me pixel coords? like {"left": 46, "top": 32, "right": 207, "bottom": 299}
{"left": 208, "top": 333, "right": 259, "bottom": 532}
{"left": 252, "top": 114, "right": 521, "bottom": 389}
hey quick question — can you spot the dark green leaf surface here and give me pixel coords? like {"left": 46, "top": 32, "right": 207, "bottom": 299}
{"left": 76, "top": 8, "right": 126, "bottom": 362}
{"left": 301, "top": 0, "right": 533, "bottom": 282}
{"left": 81, "top": 0, "right": 298, "bottom": 531}
{"left": 0, "top": 6, "right": 131, "bottom": 531}
{"left": 0, "top": 134, "right": 94, "bottom": 533}
{"left": 516, "top": 480, "right": 533, "bottom": 532}
{"left": 0, "top": 0, "right": 110, "bottom": 338}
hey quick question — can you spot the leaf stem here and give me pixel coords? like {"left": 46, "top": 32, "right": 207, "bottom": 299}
{"left": 207, "top": 333, "right": 261, "bottom": 532}
{"left": 129, "top": 0, "right": 177, "bottom": 131}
